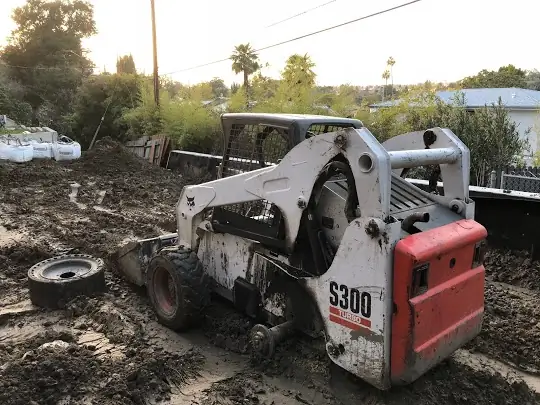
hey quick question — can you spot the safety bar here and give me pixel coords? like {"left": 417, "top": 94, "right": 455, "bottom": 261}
{"left": 387, "top": 148, "right": 459, "bottom": 169}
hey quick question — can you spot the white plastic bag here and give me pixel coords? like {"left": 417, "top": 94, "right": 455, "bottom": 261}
{"left": 0, "top": 141, "right": 11, "bottom": 160}
{"left": 32, "top": 141, "right": 53, "bottom": 159}
{"left": 8, "top": 139, "right": 33, "bottom": 163}
{"left": 53, "top": 136, "right": 81, "bottom": 161}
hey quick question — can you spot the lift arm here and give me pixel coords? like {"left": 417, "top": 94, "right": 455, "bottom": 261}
{"left": 176, "top": 127, "right": 471, "bottom": 251}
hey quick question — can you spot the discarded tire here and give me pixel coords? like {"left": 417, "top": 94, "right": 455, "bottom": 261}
{"left": 28, "top": 254, "right": 106, "bottom": 309}
{"left": 147, "top": 246, "right": 210, "bottom": 331}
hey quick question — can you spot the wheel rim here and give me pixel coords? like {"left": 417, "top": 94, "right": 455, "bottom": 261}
{"left": 153, "top": 266, "right": 177, "bottom": 315}
{"left": 36, "top": 257, "right": 96, "bottom": 280}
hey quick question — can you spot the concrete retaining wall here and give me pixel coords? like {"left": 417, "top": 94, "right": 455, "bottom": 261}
{"left": 167, "top": 150, "right": 222, "bottom": 179}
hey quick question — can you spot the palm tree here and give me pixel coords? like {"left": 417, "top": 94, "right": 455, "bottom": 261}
{"left": 387, "top": 56, "right": 396, "bottom": 97}
{"left": 230, "top": 43, "right": 261, "bottom": 99}
{"left": 382, "top": 69, "right": 390, "bottom": 101}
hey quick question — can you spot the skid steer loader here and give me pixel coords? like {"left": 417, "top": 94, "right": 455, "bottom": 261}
{"left": 117, "top": 113, "right": 487, "bottom": 390}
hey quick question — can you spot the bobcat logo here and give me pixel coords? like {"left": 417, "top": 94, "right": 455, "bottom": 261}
{"left": 186, "top": 196, "right": 195, "bottom": 207}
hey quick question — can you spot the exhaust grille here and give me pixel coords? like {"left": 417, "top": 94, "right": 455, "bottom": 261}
{"left": 390, "top": 175, "right": 433, "bottom": 214}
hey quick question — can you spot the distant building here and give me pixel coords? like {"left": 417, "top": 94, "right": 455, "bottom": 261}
{"left": 369, "top": 88, "right": 540, "bottom": 164}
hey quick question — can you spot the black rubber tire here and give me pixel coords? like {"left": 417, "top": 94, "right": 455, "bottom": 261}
{"left": 146, "top": 246, "right": 210, "bottom": 331}
{"left": 28, "top": 254, "right": 105, "bottom": 309}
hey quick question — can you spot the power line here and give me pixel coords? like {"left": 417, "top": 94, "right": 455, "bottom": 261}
{"left": 162, "top": 0, "right": 422, "bottom": 76}
{"left": 265, "top": 0, "right": 338, "bottom": 29}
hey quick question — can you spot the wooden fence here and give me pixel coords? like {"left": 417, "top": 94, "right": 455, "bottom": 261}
{"left": 125, "top": 135, "right": 171, "bottom": 167}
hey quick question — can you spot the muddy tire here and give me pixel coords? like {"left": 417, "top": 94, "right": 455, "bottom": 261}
{"left": 146, "top": 246, "right": 210, "bottom": 331}
{"left": 28, "top": 254, "right": 106, "bottom": 309}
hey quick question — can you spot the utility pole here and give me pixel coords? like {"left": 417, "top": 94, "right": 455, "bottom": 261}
{"left": 150, "top": 0, "right": 160, "bottom": 107}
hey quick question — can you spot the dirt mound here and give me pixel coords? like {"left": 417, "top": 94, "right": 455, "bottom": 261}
{"left": 485, "top": 249, "right": 540, "bottom": 291}
{"left": 0, "top": 242, "right": 53, "bottom": 279}
{"left": 70, "top": 137, "right": 160, "bottom": 176}
{"left": 0, "top": 335, "right": 203, "bottom": 405}
{"left": 0, "top": 138, "right": 189, "bottom": 260}
{"left": 467, "top": 281, "right": 540, "bottom": 374}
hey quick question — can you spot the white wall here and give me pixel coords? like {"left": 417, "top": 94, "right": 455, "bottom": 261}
{"left": 507, "top": 110, "right": 539, "bottom": 164}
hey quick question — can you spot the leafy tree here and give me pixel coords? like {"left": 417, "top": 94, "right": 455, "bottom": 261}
{"left": 116, "top": 54, "right": 136, "bottom": 75}
{"left": 230, "top": 43, "right": 261, "bottom": 98}
{"left": 122, "top": 80, "right": 163, "bottom": 137}
{"left": 526, "top": 69, "right": 540, "bottom": 91}
{"left": 251, "top": 72, "right": 279, "bottom": 101}
{"left": 330, "top": 85, "right": 358, "bottom": 117}
{"left": 278, "top": 53, "right": 316, "bottom": 108}
{"left": 123, "top": 80, "right": 221, "bottom": 154}
{"left": 228, "top": 89, "right": 248, "bottom": 113}
{"left": 209, "top": 77, "right": 228, "bottom": 98}
{"left": 460, "top": 65, "right": 527, "bottom": 89}
{"left": 0, "top": 66, "right": 32, "bottom": 124}
{"left": 1, "top": 0, "right": 96, "bottom": 125}
{"left": 160, "top": 76, "right": 187, "bottom": 99}
{"left": 230, "top": 82, "right": 240, "bottom": 95}
{"left": 178, "top": 82, "right": 213, "bottom": 100}
{"left": 281, "top": 54, "right": 316, "bottom": 89}
{"left": 365, "top": 92, "right": 527, "bottom": 185}
{"left": 68, "top": 73, "right": 141, "bottom": 147}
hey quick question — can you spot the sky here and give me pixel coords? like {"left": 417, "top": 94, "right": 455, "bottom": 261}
{"left": 0, "top": 0, "right": 539, "bottom": 87}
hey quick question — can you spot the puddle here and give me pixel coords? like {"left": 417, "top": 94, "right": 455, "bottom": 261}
{"left": 454, "top": 349, "right": 540, "bottom": 392}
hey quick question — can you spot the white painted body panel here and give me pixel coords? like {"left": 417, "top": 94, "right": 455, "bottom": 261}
{"left": 304, "top": 217, "right": 402, "bottom": 389}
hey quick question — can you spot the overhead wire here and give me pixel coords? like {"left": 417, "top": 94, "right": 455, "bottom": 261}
{"left": 265, "top": 0, "right": 338, "bottom": 28}
{"left": 162, "top": 0, "right": 423, "bottom": 76}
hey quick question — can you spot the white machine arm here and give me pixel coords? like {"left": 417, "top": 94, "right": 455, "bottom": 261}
{"left": 382, "top": 128, "right": 471, "bottom": 199}
{"left": 176, "top": 127, "right": 470, "bottom": 251}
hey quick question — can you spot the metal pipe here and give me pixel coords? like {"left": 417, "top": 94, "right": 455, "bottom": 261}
{"left": 388, "top": 148, "right": 459, "bottom": 169}
{"left": 401, "top": 212, "right": 430, "bottom": 232}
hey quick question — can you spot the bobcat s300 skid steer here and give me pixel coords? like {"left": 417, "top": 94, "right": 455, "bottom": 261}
{"left": 117, "top": 113, "right": 487, "bottom": 390}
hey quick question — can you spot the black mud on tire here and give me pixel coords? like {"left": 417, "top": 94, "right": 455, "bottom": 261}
{"left": 146, "top": 247, "right": 210, "bottom": 331}
{"left": 28, "top": 254, "right": 106, "bottom": 309}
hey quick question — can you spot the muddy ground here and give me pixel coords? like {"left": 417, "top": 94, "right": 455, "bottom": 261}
{"left": 1, "top": 139, "right": 540, "bottom": 404}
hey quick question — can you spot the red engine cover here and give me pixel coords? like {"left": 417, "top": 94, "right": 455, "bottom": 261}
{"left": 391, "top": 219, "right": 487, "bottom": 384}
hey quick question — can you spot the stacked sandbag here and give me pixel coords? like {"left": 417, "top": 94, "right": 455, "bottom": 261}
{"left": 29, "top": 139, "right": 53, "bottom": 159}
{"left": 53, "top": 135, "right": 81, "bottom": 161}
{"left": 7, "top": 137, "right": 33, "bottom": 163}
{"left": 0, "top": 136, "right": 11, "bottom": 160}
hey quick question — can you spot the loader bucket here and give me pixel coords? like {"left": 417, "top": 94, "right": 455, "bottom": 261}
{"left": 116, "top": 233, "right": 178, "bottom": 286}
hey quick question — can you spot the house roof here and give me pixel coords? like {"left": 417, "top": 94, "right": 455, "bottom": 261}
{"left": 370, "top": 88, "right": 540, "bottom": 110}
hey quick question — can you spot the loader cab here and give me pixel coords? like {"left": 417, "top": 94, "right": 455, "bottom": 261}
{"left": 210, "top": 113, "right": 363, "bottom": 252}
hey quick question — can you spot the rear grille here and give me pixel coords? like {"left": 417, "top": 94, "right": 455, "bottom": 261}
{"left": 325, "top": 174, "right": 434, "bottom": 215}
{"left": 390, "top": 176, "right": 432, "bottom": 214}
